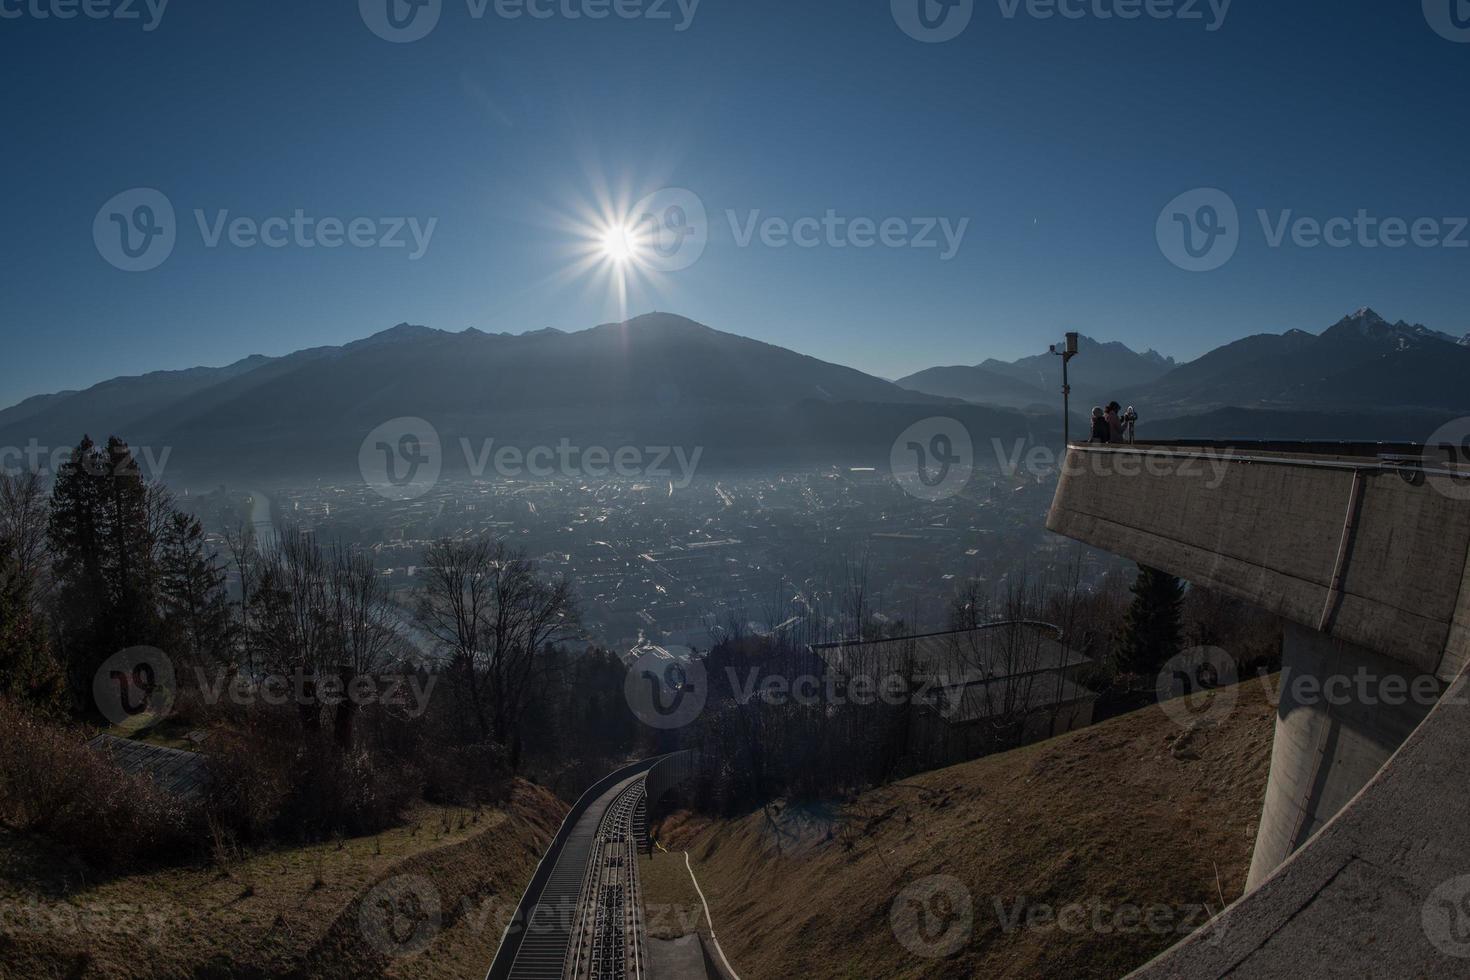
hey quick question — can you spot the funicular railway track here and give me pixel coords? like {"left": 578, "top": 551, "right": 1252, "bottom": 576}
{"left": 493, "top": 753, "right": 695, "bottom": 980}
{"left": 499, "top": 770, "right": 651, "bottom": 980}
{"left": 565, "top": 779, "right": 648, "bottom": 980}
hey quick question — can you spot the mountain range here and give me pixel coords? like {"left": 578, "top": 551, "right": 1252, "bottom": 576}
{"left": 0, "top": 314, "right": 1040, "bottom": 483}
{"left": 898, "top": 307, "right": 1470, "bottom": 423}
{"left": 1, "top": 308, "right": 1464, "bottom": 485}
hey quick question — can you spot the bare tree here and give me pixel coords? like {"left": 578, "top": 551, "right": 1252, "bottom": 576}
{"left": 328, "top": 544, "right": 398, "bottom": 747}
{"left": 222, "top": 520, "right": 258, "bottom": 674}
{"left": 251, "top": 529, "right": 333, "bottom": 729}
{"left": 416, "top": 534, "right": 577, "bottom": 750}
{"left": 0, "top": 471, "right": 50, "bottom": 607}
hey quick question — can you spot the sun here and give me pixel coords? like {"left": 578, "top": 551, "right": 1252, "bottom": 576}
{"left": 600, "top": 223, "right": 637, "bottom": 264}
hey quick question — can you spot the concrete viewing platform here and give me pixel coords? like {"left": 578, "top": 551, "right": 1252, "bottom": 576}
{"left": 1045, "top": 440, "right": 1470, "bottom": 977}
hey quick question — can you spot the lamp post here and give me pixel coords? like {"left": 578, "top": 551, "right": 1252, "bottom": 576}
{"left": 1049, "top": 332, "right": 1080, "bottom": 446}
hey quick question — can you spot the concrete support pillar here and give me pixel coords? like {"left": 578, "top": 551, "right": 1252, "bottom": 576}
{"left": 1246, "top": 622, "right": 1441, "bottom": 888}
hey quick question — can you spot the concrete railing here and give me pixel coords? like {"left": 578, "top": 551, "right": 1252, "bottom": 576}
{"left": 1048, "top": 440, "right": 1470, "bottom": 881}
{"left": 1047, "top": 442, "right": 1470, "bottom": 682}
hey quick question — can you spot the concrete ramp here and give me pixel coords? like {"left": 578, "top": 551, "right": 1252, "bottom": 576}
{"left": 1130, "top": 662, "right": 1470, "bottom": 978}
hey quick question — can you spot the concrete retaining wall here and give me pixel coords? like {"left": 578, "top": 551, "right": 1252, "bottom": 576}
{"left": 1046, "top": 446, "right": 1470, "bottom": 681}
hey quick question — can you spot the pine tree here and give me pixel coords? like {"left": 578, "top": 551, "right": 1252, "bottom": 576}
{"left": 1113, "top": 564, "right": 1185, "bottom": 678}
{"left": 158, "top": 509, "right": 233, "bottom": 670}
{"left": 47, "top": 435, "right": 163, "bottom": 708}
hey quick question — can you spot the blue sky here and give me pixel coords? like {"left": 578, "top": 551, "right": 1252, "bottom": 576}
{"left": 1, "top": 0, "right": 1467, "bottom": 407}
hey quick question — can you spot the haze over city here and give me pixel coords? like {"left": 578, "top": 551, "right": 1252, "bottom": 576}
{"left": 1, "top": 3, "right": 1468, "bottom": 980}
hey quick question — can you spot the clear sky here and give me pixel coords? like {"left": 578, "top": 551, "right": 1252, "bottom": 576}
{"left": 1, "top": 0, "right": 1467, "bottom": 407}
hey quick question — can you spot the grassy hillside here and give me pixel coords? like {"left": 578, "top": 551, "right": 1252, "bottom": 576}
{"left": 0, "top": 781, "right": 566, "bottom": 980}
{"left": 667, "top": 676, "right": 1277, "bottom": 980}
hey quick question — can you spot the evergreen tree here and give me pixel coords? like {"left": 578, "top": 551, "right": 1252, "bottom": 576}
{"left": 158, "top": 509, "right": 233, "bottom": 670}
{"left": 1113, "top": 564, "right": 1185, "bottom": 677}
{"left": 47, "top": 435, "right": 162, "bottom": 708}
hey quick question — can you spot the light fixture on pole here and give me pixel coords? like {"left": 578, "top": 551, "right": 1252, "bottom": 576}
{"left": 1049, "top": 332, "right": 1080, "bottom": 446}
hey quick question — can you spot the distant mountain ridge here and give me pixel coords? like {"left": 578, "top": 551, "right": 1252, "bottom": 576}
{"left": 896, "top": 334, "right": 1176, "bottom": 412}
{"left": 897, "top": 308, "right": 1470, "bottom": 423}
{"left": 6, "top": 307, "right": 1465, "bottom": 483}
{"left": 0, "top": 313, "right": 1046, "bottom": 483}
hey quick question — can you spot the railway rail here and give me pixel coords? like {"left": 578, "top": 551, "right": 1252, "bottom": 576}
{"left": 492, "top": 753, "right": 693, "bottom": 980}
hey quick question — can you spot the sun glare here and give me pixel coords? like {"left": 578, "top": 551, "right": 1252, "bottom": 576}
{"left": 601, "top": 224, "right": 635, "bottom": 264}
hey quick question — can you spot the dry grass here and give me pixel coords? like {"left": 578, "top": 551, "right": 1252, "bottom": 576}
{"left": 672, "top": 676, "right": 1279, "bottom": 980}
{"left": 0, "top": 780, "right": 566, "bottom": 980}
{"left": 639, "top": 851, "right": 706, "bottom": 941}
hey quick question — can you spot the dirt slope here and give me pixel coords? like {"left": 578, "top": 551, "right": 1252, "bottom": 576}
{"left": 0, "top": 780, "right": 565, "bottom": 980}
{"left": 669, "top": 677, "right": 1278, "bottom": 980}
